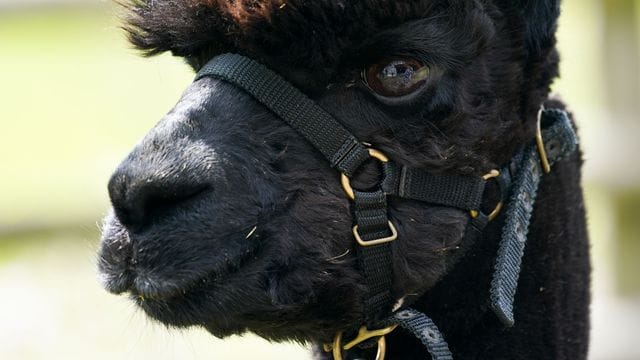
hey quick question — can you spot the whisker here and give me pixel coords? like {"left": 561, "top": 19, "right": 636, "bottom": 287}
{"left": 325, "top": 249, "right": 350, "bottom": 262}
{"left": 245, "top": 225, "right": 258, "bottom": 239}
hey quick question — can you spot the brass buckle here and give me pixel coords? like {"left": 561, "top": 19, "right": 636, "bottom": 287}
{"left": 341, "top": 148, "right": 390, "bottom": 201}
{"left": 324, "top": 325, "right": 399, "bottom": 360}
{"left": 536, "top": 106, "right": 551, "bottom": 174}
{"left": 470, "top": 169, "right": 503, "bottom": 222}
{"left": 352, "top": 221, "right": 398, "bottom": 247}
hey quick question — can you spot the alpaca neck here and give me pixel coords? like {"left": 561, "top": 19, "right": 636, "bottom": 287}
{"left": 384, "top": 148, "right": 590, "bottom": 359}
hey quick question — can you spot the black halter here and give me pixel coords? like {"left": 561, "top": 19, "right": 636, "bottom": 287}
{"left": 196, "top": 53, "right": 578, "bottom": 360}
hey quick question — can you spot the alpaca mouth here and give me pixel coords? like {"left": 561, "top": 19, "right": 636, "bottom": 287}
{"left": 122, "top": 244, "right": 263, "bottom": 333}
{"left": 98, "top": 215, "right": 261, "bottom": 304}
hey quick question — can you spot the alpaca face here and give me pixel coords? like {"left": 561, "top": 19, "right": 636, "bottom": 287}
{"left": 98, "top": 0, "right": 559, "bottom": 342}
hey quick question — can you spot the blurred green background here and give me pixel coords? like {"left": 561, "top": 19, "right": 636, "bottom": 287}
{"left": 0, "top": 0, "right": 638, "bottom": 359}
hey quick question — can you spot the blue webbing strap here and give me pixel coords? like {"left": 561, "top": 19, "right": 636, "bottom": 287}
{"left": 490, "top": 109, "right": 578, "bottom": 326}
{"left": 386, "top": 308, "right": 453, "bottom": 360}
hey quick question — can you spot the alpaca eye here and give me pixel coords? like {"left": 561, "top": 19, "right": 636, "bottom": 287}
{"left": 364, "top": 59, "right": 429, "bottom": 97}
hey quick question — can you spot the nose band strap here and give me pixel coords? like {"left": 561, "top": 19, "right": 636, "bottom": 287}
{"left": 196, "top": 53, "right": 370, "bottom": 177}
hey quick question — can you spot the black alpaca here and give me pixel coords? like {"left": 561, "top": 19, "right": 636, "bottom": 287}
{"left": 98, "top": 1, "right": 590, "bottom": 359}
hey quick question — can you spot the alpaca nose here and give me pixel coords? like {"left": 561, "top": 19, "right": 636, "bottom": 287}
{"left": 108, "top": 163, "right": 209, "bottom": 231}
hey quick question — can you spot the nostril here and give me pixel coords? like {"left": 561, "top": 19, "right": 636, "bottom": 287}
{"left": 108, "top": 170, "right": 209, "bottom": 231}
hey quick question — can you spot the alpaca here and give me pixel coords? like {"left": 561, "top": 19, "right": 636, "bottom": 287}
{"left": 98, "top": 1, "right": 590, "bottom": 359}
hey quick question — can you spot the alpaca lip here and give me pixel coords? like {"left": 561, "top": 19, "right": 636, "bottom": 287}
{"left": 128, "top": 260, "right": 233, "bottom": 301}
{"left": 98, "top": 216, "right": 261, "bottom": 301}
{"left": 129, "top": 273, "right": 189, "bottom": 300}
{"left": 103, "top": 245, "right": 249, "bottom": 301}
{"left": 99, "top": 268, "right": 134, "bottom": 295}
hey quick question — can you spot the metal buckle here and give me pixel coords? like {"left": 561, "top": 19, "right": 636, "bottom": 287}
{"left": 352, "top": 221, "right": 398, "bottom": 247}
{"left": 324, "top": 324, "right": 399, "bottom": 360}
{"left": 470, "top": 169, "right": 503, "bottom": 222}
{"left": 536, "top": 106, "right": 552, "bottom": 174}
{"left": 341, "top": 148, "right": 390, "bottom": 201}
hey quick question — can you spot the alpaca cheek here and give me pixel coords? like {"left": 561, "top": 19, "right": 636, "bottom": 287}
{"left": 266, "top": 270, "right": 316, "bottom": 306}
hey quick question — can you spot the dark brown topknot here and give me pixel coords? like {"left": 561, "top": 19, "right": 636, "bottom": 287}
{"left": 122, "top": 0, "right": 444, "bottom": 68}
{"left": 123, "top": 0, "right": 560, "bottom": 74}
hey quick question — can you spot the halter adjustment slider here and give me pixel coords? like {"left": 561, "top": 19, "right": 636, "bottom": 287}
{"left": 353, "top": 221, "right": 398, "bottom": 246}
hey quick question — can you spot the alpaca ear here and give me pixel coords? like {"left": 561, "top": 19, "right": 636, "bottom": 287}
{"left": 495, "top": 0, "right": 561, "bottom": 57}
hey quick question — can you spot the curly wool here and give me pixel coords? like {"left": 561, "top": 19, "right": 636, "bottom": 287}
{"left": 98, "top": 1, "right": 590, "bottom": 359}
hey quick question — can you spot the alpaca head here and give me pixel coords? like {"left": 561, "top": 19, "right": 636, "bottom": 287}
{"left": 98, "top": 0, "right": 562, "bottom": 343}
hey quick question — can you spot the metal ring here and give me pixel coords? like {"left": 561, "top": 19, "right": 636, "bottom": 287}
{"left": 326, "top": 325, "right": 398, "bottom": 360}
{"left": 332, "top": 332, "right": 343, "bottom": 360}
{"left": 482, "top": 169, "right": 500, "bottom": 181}
{"left": 536, "top": 106, "right": 551, "bottom": 174}
{"left": 341, "top": 148, "right": 389, "bottom": 201}
{"left": 470, "top": 169, "right": 502, "bottom": 222}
